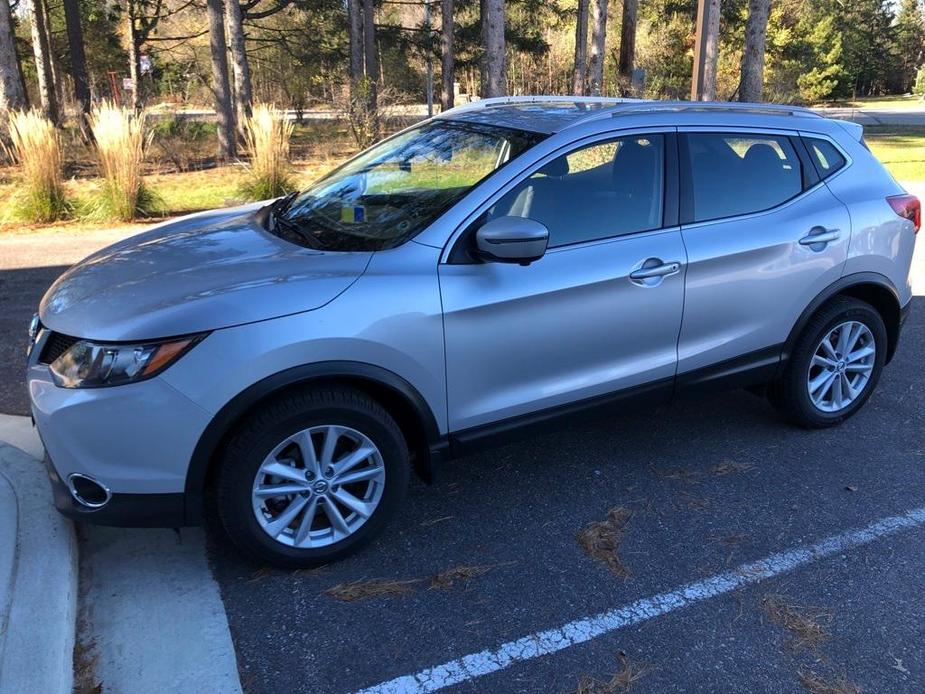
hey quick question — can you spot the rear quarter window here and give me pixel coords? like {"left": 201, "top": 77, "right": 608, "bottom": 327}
{"left": 804, "top": 137, "right": 847, "bottom": 179}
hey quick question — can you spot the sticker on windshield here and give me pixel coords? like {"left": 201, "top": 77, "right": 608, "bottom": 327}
{"left": 340, "top": 205, "right": 366, "bottom": 224}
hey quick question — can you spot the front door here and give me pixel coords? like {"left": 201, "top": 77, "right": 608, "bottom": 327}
{"left": 439, "top": 132, "right": 688, "bottom": 432}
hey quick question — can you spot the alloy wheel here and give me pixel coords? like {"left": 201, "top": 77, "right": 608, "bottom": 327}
{"left": 251, "top": 425, "right": 386, "bottom": 548}
{"left": 806, "top": 320, "right": 876, "bottom": 413}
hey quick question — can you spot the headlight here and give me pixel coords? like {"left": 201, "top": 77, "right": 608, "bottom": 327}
{"left": 50, "top": 334, "right": 205, "bottom": 388}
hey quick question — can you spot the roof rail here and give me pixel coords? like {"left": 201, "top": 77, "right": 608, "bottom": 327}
{"left": 440, "top": 95, "right": 646, "bottom": 117}
{"left": 607, "top": 100, "right": 822, "bottom": 119}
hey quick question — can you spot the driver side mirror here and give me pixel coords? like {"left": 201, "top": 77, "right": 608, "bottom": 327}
{"left": 474, "top": 216, "right": 549, "bottom": 266}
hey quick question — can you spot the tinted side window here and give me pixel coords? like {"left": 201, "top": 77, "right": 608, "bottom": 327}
{"left": 487, "top": 135, "right": 665, "bottom": 247}
{"left": 685, "top": 133, "right": 803, "bottom": 222}
{"left": 805, "top": 137, "right": 846, "bottom": 179}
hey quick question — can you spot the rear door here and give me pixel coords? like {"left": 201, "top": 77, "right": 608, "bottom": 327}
{"left": 439, "top": 130, "right": 687, "bottom": 433}
{"left": 676, "top": 128, "right": 850, "bottom": 377}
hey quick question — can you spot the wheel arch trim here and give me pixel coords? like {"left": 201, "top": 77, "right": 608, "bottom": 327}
{"left": 782, "top": 272, "right": 902, "bottom": 369}
{"left": 182, "top": 361, "right": 443, "bottom": 524}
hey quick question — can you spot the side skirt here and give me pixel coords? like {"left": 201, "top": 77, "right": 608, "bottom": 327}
{"left": 673, "top": 344, "right": 783, "bottom": 398}
{"left": 441, "top": 346, "right": 783, "bottom": 461}
{"left": 446, "top": 377, "right": 673, "bottom": 458}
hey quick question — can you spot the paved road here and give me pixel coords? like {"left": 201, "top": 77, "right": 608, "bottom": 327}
{"left": 815, "top": 106, "right": 925, "bottom": 127}
{"left": 207, "top": 309, "right": 925, "bottom": 692}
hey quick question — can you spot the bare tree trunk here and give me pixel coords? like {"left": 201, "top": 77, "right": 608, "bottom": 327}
{"left": 27, "top": 0, "right": 59, "bottom": 123}
{"left": 738, "top": 0, "right": 770, "bottom": 102}
{"left": 0, "top": 0, "right": 27, "bottom": 118}
{"left": 700, "top": 0, "right": 721, "bottom": 100}
{"left": 347, "top": 0, "right": 363, "bottom": 83}
{"left": 588, "top": 0, "right": 608, "bottom": 96}
{"left": 62, "top": 0, "right": 92, "bottom": 138}
{"left": 481, "top": 0, "right": 506, "bottom": 97}
{"left": 572, "top": 0, "right": 588, "bottom": 95}
{"left": 126, "top": 9, "right": 143, "bottom": 111}
{"left": 40, "top": 1, "right": 66, "bottom": 111}
{"left": 224, "top": 0, "right": 252, "bottom": 138}
{"left": 206, "top": 0, "right": 236, "bottom": 159}
{"left": 362, "top": 0, "right": 379, "bottom": 138}
{"left": 617, "top": 0, "right": 638, "bottom": 85}
{"left": 441, "top": 0, "right": 454, "bottom": 110}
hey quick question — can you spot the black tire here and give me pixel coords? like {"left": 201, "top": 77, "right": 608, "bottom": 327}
{"left": 216, "top": 387, "right": 409, "bottom": 568}
{"left": 769, "top": 296, "right": 887, "bottom": 429}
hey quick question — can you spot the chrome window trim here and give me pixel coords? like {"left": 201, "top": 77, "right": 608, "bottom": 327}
{"left": 798, "top": 130, "right": 854, "bottom": 185}
{"left": 677, "top": 127, "right": 841, "bottom": 230}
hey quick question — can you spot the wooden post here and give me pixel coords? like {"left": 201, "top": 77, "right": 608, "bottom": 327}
{"left": 691, "top": 0, "right": 708, "bottom": 101}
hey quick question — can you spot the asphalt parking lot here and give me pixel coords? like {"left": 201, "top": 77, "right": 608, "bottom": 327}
{"left": 208, "top": 305, "right": 924, "bottom": 692}
{"left": 2, "top": 220, "right": 924, "bottom": 693}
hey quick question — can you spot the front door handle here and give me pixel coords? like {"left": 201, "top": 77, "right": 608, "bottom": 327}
{"left": 629, "top": 261, "right": 681, "bottom": 281}
{"left": 799, "top": 227, "right": 841, "bottom": 248}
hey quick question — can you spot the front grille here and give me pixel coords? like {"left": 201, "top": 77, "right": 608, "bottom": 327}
{"left": 39, "top": 332, "right": 79, "bottom": 364}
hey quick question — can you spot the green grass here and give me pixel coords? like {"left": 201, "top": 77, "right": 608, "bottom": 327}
{"left": 865, "top": 127, "right": 925, "bottom": 182}
{"left": 818, "top": 94, "right": 925, "bottom": 110}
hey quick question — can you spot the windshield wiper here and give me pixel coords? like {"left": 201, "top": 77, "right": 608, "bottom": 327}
{"left": 269, "top": 191, "right": 298, "bottom": 221}
{"left": 273, "top": 215, "right": 329, "bottom": 250}
{"left": 264, "top": 192, "right": 330, "bottom": 250}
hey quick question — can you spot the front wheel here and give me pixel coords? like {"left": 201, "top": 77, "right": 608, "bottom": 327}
{"left": 769, "top": 297, "right": 887, "bottom": 429}
{"left": 216, "top": 387, "right": 409, "bottom": 568}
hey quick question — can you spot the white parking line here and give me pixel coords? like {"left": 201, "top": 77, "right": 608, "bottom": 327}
{"left": 356, "top": 505, "right": 925, "bottom": 694}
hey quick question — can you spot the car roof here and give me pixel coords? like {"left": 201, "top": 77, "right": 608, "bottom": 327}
{"left": 436, "top": 96, "right": 830, "bottom": 135}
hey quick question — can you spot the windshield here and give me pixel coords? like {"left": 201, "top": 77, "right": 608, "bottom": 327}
{"left": 276, "top": 120, "right": 545, "bottom": 251}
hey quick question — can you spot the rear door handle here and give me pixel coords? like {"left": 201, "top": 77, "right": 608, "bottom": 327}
{"left": 629, "top": 261, "right": 681, "bottom": 280}
{"left": 799, "top": 227, "right": 841, "bottom": 247}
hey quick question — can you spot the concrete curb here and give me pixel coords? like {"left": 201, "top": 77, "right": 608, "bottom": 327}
{"left": 0, "top": 441, "right": 78, "bottom": 694}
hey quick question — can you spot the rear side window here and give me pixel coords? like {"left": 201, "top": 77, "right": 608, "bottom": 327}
{"left": 684, "top": 133, "right": 803, "bottom": 223}
{"left": 804, "top": 137, "right": 846, "bottom": 179}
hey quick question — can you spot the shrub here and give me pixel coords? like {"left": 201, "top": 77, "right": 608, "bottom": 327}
{"left": 4, "top": 109, "right": 68, "bottom": 223}
{"left": 239, "top": 104, "right": 295, "bottom": 201}
{"left": 89, "top": 103, "right": 157, "bottom": 221}
{"left": 150, "top": 115, "right": 217, "bottom": 171}
{"left": 915, "top": 66, "right": 925, "bottom": 99}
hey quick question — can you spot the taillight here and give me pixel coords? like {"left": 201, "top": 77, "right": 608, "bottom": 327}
{"left": 887, "top": 194, "right": 920, "bottom": 233}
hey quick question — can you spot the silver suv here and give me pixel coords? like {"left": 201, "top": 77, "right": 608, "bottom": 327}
{"left": 27, "top": 97, "right": 919, "bottom": 567}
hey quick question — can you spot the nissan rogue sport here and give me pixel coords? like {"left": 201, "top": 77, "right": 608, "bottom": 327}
{"left": 27, "top": 97, "right": 918, "bottom": 567}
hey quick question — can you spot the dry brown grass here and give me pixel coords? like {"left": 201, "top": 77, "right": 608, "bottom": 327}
{"left": 420, "top": 515, "right": 455, "bottom": 527}
{"left": 325, "top": 578, "right": 422, "bottom": 602}
{"left": 797, "top": 669, "right": 862, "bottom": 694}
{"left": 675, "top": 491, "right": 711, "bottom": 511}
{"left": 710, "top": 461, "right": 756, "bottom": 476}
{"left": 4, "top": 109, "right": 68, "bottom": 222}
{"left": 90, "top": 103, "right": 155, "bottom": 221}
{"left": 578, "top": 507, "right": 633, "bottom": 579}
{"left": 651, "top": 466, "right": 702, "bottom": 484}
{"left": 761, "top": 594, "right": 833, "bottom": 653}
{"left": 240, "top": 103, "right": 295, "bottom": 200}
{"left": 573, "top": 653, "right": 652, "bottom": 694}
{"left": 430, "top": 564, "right": 496, "bottom": 590}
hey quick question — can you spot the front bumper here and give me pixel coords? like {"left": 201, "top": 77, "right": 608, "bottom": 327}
{"left": 29, "top": 358, "right": 212, "bottom": 527}
{"left": 44, "top": 451, "right": 187, "bottom": 527}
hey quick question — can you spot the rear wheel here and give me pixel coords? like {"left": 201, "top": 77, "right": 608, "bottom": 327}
{"left": 769, "top": 297, "right": 886, "bottom": 428}
{"left": 217, "top": 387, "right": 409, "bottom": 568}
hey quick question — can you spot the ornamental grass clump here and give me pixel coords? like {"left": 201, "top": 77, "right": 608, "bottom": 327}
{"left": 5, "top": 109, "right": 69, "bottom": 223}
{"left": 240, "top": 104, "right": 295, "bottom": 201}
{"left": 89, "top": 103, "right": 157, "bottom": 221}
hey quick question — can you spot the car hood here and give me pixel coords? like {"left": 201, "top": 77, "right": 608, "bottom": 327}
{"left": 39, "top": 204, "right": 372, "bottom": 341}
